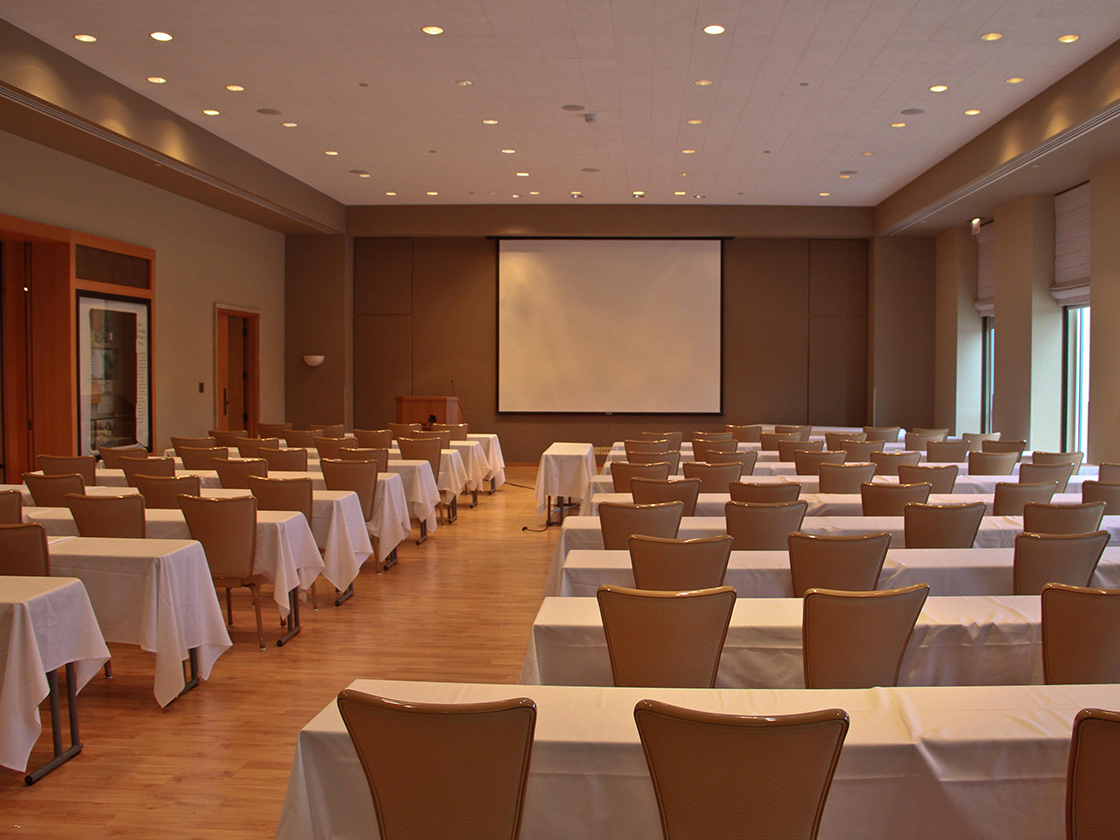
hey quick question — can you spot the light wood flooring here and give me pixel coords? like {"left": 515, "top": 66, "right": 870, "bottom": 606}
{"left": 1, "top": 464, "right": 560, "bottom": 838}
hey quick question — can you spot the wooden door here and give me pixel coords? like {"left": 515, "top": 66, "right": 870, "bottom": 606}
{"left": 215, "top": 306, "right": 259, "bottom": 435}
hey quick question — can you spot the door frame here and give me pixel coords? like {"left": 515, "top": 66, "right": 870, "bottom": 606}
{"left": 214, "top": 305, "right": 260, "bottom": 435}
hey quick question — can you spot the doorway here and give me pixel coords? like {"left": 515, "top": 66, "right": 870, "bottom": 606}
{"left": 215, "top": 306, "right": 260, "bottom": 435}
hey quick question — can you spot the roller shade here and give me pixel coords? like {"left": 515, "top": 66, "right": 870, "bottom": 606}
{"left": 975, "top": 222, "right": 994, "bottom": 317}
{"left": 1054, "top": 183, "right": 1090, "bottom": 307}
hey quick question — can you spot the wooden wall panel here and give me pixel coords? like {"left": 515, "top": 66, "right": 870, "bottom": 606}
{"left": 353, "top": 315, "right": 412, "bottom": 428}
{"left": 354, "top": 238, "right": 412, "bottom": 316}
{"left": 808, "top": 240, "right": 868, "bottom": 426}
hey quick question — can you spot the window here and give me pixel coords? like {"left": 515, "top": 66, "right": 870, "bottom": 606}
{"left": 1063, "top": 305, "right": 1090, "bottom": 452}
{"left": 981, "top": 316, "right": 995, "bottom": 434}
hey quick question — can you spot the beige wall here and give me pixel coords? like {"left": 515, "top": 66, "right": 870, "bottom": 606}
{"left": 0, "top": 129, "right": 286, "bottom": 451}
{"left": 1089, "top": 154, "right": 1120, "bottom": 463}
{"left": 934, "top": 226, "right": 982, "bottom": 435}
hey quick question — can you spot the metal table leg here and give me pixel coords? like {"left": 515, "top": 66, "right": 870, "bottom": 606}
{"left": 416, "top": 520, "right": 428, "bottom": 545}
{"left": 177, "top": 648, "right": 200, "bottom": 698}
{"left": 25, "top": 663, "right": 83, "bottom": 785}
{"left": 277, "top": 589, "right": 301, "bottom": 646}
{"left": 334, "top": 582, "right": 354, "bottom": 606}
{"left": 469, "top": 488, "right": 478, "bottom": 508}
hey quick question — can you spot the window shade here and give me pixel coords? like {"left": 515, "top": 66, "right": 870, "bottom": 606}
{"left": 975, "top": 222, "right": 995, "bottom": 317}
{"left": 1053, "top": 183, "right": 1090, "bottom": 307}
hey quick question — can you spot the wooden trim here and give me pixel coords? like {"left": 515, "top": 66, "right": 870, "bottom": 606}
{"left": 1, "top": 240, "right": 31, "bottom": 480}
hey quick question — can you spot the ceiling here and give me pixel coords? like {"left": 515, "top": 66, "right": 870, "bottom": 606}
{"left": 2, "top": 0, "right": 1119, "bottom": 207}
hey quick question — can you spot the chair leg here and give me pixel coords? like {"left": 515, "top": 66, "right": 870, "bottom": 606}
{"left": 310, "top": 581, "right": 318, "bottom": 611}
{"left": 225, "top": 587, "right": 234, "bottom": 625}
{"left": 103, "top": 661, "right": 113, "bottom": 679}
{"left": 248, "top": 584, "right": 266, "bottom": 650}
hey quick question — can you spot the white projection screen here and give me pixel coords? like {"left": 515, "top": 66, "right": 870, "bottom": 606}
{"left": 498, "top": 238, "right": 722, "bottom": 413}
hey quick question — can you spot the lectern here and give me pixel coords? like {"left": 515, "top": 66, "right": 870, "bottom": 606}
{"left": 395, "top": 396, "right": 462, "bottom": 426}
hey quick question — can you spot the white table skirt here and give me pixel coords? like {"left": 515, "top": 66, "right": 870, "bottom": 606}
{"left": 276, "top": 678, "right": 1120, "bottom": 840}
{"left": 47, "top": 538, "right": 232, "bottom": 707}
{"left": 468, "top": 433, "right": 506, "bottom": 488}
{"left": 521, "top": 595, "right": 1042, "bottom": 688}
{"left": 556, "top": 546, "right": 1120, "bottom": 598}
{"left": 383, "top": 461, "right": 440, "bottom": 532}
{"left": 389, "top": 448, "right": 468, "bottom": 504}
{"left": 23, "top": 508, "right": 322, "bottom": 618}
{"left": 0, "top": 576, "right": 110, "bottom": 772}
{"left": 534, "top": 443, "right": 597, "bottom": 513}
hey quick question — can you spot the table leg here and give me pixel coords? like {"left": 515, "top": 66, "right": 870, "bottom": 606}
{"left": 277, "top": 588, "right": 301, "bottom": 646}
{"left": 469, "top": 488, "right": 478, "bottom": 508}
{"left": 383, "top": 547, "right": 398, "bottom": 570}
{"left": 415, "top": 520, "right": 428, "bottom": 545}
{"left": 447, "top": 496, "right": 458, "bottom": 523}
{"left": 488, "top": 477, "right": 497, "bottom": 494}
{"left": 177, "top": 648, "right": 200, "bottom": 699}
{"left": 25, "top": 663, "right": 83, "bottom": 785}
{"left": 546, "top": 495, "right": 574, "bottom": 526}
{"left": 334, "top": 582, "right": 354, "bottom": 606}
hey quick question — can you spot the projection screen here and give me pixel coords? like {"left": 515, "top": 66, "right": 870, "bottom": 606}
{"left": 498, "top": 238, "right": 722, "bottom": 413}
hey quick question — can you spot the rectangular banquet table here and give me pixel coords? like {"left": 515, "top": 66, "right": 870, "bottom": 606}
{"left": 275, "top": 678, "right": 1120, "bottom": 840}
{"left": 47, "top": 537, "right": 232, "bottom": 706}
{"left": 468, "top": 432, "right": 506, "bottom": 490}
{"left": 389, "top": 447, "right": 469, "bottom": 505}
{"left": 534, "top": 443, "right": 598, "bottom": 519}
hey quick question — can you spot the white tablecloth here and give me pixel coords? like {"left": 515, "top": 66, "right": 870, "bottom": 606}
{"left": 534, "top": 443, "right": 597, "bottom": 513}
{"left": 383, "top": 461, "right": 441, "bottom": 532}
{"left": 0, "top": 576, "right": 110, "bottom": 772}
{"left": 276, "top": 678, "right": 1120, "bottom": 840}
{"left": 47, "top": 538, "right": 232, "bottom": 707}
{"left": 468, "top": 433, "right": 506, "bottom": 488}
{"left": 389, "top": 448, "right": 468, "bottom": 504}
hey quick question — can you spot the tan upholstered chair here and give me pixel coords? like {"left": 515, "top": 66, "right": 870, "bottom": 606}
{"left": 0, "top": 523, "right": 50, "bottom": 575}
{"left": 729, "top": 481, "right": 802, "bottom": 503}
{"left": 283, "top": 429, "right": 320, "bottom": 447}
{"left": 776, "top": 439, "right": 824, "bottom": 462}
{"left": 1042, "top": 583, "right": 1120, "bottom": 684}
{"left": 643, "top": 431, "right": 684, "bottom": 448}
{"left": 341, "top": 448, "right": 390, "bottom": 470}
{"left": 912, "top": 427, "right": 950, "bottom": 437}
{"left": 904, "top": 431, "right": 947, "bottom": 450}
{"left": 387, "top": 423, "right": 422, "bottom": 441}
{"left": 760, "top": 432, "right": 798, "bottom": 451}
{"left": 825, "top": 432, "right": 866, "bottom": 449}
{"left": 692, "top": 440, "right": 737, "bottom": 463}
{"left": 336, "top": 690, "right": 536, "bottom": 840}
{"left": 309, "top": 423, "right": 345, "bottom": 438}
{"left": 178, "top": 494, "right": 267, "bottom": 650}
{"left": 681, "top": 461, "right": 743, "bottom": 493}
{"left": 179, "top": 446, "right": 229, "bottom": 471}
{"left": 598, "top": 501, "right": 684, "bottom": 550}
{"left": 802, "top": 583, "right": 929, "bottom": 688}
{"left": 66, "top": 493, "right": 146, "bottom": 538}
{"left": 725, "top": 500, "right": 808, "bottom": 550}
{"left": 860, "top": 482, "right": 931, "bottom": 516}
{"left": 236, "top": 437, "right": 281, "bottom": 457}
{"left": 704, "top": 450, "right": 759, "bottom": 475}
{"left": 318, "top": 458, "right": 378, "bottom": 557}
{"left": 259, "top": 447, "right": 309, "bottom": 472}
{"left": 793, "top": 450, "right": 846, "bottom": 477}
{"left": 134, "top": 474, "right": 201, "bottom": 509}
{"left": 1032, "top": 450, "right": 1085, "bottom": 473}
{"left": 982, "top": 439, "right": 1028, "bottom": 460}
{"left": 691, "top": 431, "right": 733, "bottom": 443}
{"left": 413, "top": 429, "right": 452, "bottom": 449}
{"left": 991, "top": 481, "right": 1058, "bottom": 516}
{"left": 967, "top": 450, "right": 1019, "bottom": 476}
{"left": 725, "top": 424, "right": 762, "bottom": 443}
{"left": 610, "top": 461, "right": 672, "bottom": 492}
{"left": 1100, "top": 463, "right": 1120, "bottom": 484}
{"left": 896, "top": 464, "right": 958, "bottom": 494}
{"left": 1023, "top": 501, "right": 1106, "bottom": 535}
{"left": 98, "top": 444, "right": 148, "bottom": 469}
{"left": 818, "top": 463, "right": 877, "bottom": 494}
{"left": 626, "top": 451, "right": 681, "bottom": 472}
{"left": 24, "top": 473, "right": 84, "bottom": 507}
{"left": 625, "top": 439, "right": 672, "bottom": 457}
{"left": 596, "top": 585, "right": 736, "bottom": 687}
{"left": 314, "top": 437, "right": 350, "bottom": 460}
{"left": 629, "top": 478, "right": 701, "bottom": 517}
{"left": 210, "top": 429, "right": 248, "bottom": 447}
{"left": 1019, "top": 462, "right": 1076, "bottom": 493}
{"left": 214, "top": 457, "right": 268, "bottom": 489}
{"left": 1013, "top": 531, "right": 1110, "bottom": 595}
{"left": 903, "top": 502, "right": 985, "bottom": 548}
{"left": 925, "top": 439, "right": 970, "bottom": 463}
{"left": 246, "top": 475, "right": 314, "bottom": 525}
{"left": 257, "top": 422, "right": 292, "bottom": 438}
{"left": 1066, "top": 708, "right": 1120, "bottom": 839}
{"left": 39, "top": 454, "right": 96, "bottom": 485}
{"left": 868, "top": 450, "right": 921, "bottom": 477}
{"left": 170, "top": 436, "right": 217, "bottom": 456}
{"left": 634, "top": 700, "right": 848, "bottom": 840}
{"left": 431, "top": 423, "right": 469, "bottom": 441}
{"left": 862, "top": 426, "right": 901, "bottom": 443}
{"left": 962, "top": 431, "right": 1000, "bottom": 451}
{"left": 787, "top": 531, "right": 892, "bottom": 597}
{"left": 399, "top": 437, "right": 451, "bottom": 523}
{"left": 354, "top": 429, "right": 393, "bottom": 449}
{"left": 838, "top": 439, "right": 885, "bottom": 461}
{"left": 1082, "top": 481, "right": 1120, "bottom": 515}
{"left": 0, "top": 489, "right": 22, "bottom": 525}
{"left": 775, "top": 424, "right": 812, "bottom": 441}
{"left": 627, "top": 534, "right": 734, "bottom": 590}
{"left": 121, "top": 455, "right": 175, "bottom": 485}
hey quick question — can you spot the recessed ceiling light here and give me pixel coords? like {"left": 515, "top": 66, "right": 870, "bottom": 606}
{"left": 561, "top": 104, "right": 585, "bottom": 111}
{"left": 964, "top": 109, "right": 981, "bottom": 115}
{"left": 358, "top": 173, "right": 371, "bottom": 178}
{"left": 225, "top": 85, "right": 244, "bottom": 92}
{"left": 633, "top": 190, "right": 645, "bottom": 195}
{"left": 570, "top": 190, "right": 581, "bottom": 195}
{"left": 900, "top": 108, "right": 925, "bottom": 115}
{"left": 454, "top": 79, "right": 474, "bottom": 86}
{"left": 282, "top": 122, "right": 298, "bottom": 127}
{"left": 687, "top": 119, "right": 703, "bottom": 124}
{"left": 385, "top": 191, "right": 397, "bottom": 196}
{"left": 421, "top": 26, "right": 444, "bottom": 35}
{"left": 890, "top": 122, "right": 906, "bottom": 128}
{"left": 819, "top": 192, "right": 831, "bottom": 196}
{"left": 703, "top": 25, "right": 725, "bottom": 34}
{"left": 1005, "top": 77, "right": 1025, "bottom": 84}
{"left": 1058, "top": 34, "right": 1080, "bottom": 43}
{"left": 674, "top": 191, "right": 687, "bottom": 195}
{"left": 694, "top": 79, "right": 713, "bottom": 86}
{"left": 512, "top": 194, "right": 521, "bottom": 198}
{"left": 482, "top": 119, "right": 498, "bottom": 124}
{"left": 501, "top": 149, "right": 515, "bottom": 154}
{"left": 426, "top": 191, "right": 438, "bottom": 195}
{"left": 150, "top": 32, "right": 173, "bottom": 41}
{"left": 980, "top": 32, "right": 1002, "bottom": 41}
{"left": 838, "top": 174, "right": 851, "bottom": 179}
{"left": 929, "top": 85, "right": 948, "bottom": 92}
{"left": 487, "top": 191, "right": 499, "bottom": 195}
{"left": 147, "top": 76, "right": 166, "bottom": 84}
{"left": 529, "top": 191, "right": 540, "bottom": 195}
{"left": 202, "top": 109, "right": 220, "bottom": 116}
{"left": 73, "top": 34, "right": 97, "bottom": 42}
{"left": 516, "top": 172, "right": 529, "bottom": 177}
{"left": 861, "top": 151, "right": 875, "bottom": 156}
{"left": 682, "top": 149, "right": 696, "bottom": 154}
{"left": 325, "top": 150, "right": 339, "bottom": 156}
{"left": 678, "top": 172, "right": 688, "bottom": 176}
{"left": 693, "top": 195, "right": 706, "bottom": 199}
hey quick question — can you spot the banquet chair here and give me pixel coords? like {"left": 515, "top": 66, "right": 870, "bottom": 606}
{"left": 1019, "top": 463, "right": 1077, "bottom": 493}
{"left": 967, "top": 450, "right": 1019, "bottom": 476}
{"left": 354, "top": 429, "right": 393, "bottom": 449}
{"left": 903, "top": 502, "right": 986, "bottom": 548}
{"left": 818, "top": 463, "right": 877, "bottom": 494}
{"left": 912, "top": 427, "right": 950, "bottom": 437}
{"left": 627, "top": 451, "right": 682, "bottom": 472}
{"left": 643, "top": 431, "right": 684, "bottom": 448}
{"left": 178, "top": 494, "right": 267, "bottom": 650}
{"left": 1066, "top": 708, "right": 1120, "bottom": 840}
{"left": 793, "top": 450, "right": 846, "bottom": 477}
{"left": 431, "top": 422, "right": 470, "bottom": 441}
{"left": 1081, "top": 481, "right": 1120, "bottom": 515}
{"left": 98, "top": 443, "right": 148, "bottom": 469}
{"left": 860, "top": 482, "right": 931, "bottom": 516}
{"left": 775, "top": 424, "right": 812, "bottom": 441}
{"left": 341, "top": 448, "right": 389, "bottom": 470}
{"left": 318, "top": 458, "right": 379, "bottom": 561}
{"left": 1032, "top": 450, "right": 1085, "bottom": 473}
{"left": 825, "top": 431, "right": 866, "bottom": 449}
{"left": 904, "top": 431, "right": 947, "bottom": 450}
{"left": 896, "top": 464, "right": 958, "bottom": 494}
{"left": 413, "top": 429, "right": 452, "bottom": 449}
{"left": 210, "top": 429, "right": 248, "bottom": 447}
{"left": 246, "top": 475, "right": 332, "bottom": 598}
{"left": 178, "top": 446, "right": 229, "bottom": 470}
{"left": 627, "top": 535, "right": 734, "bottom": 590}
{"left": 387, "top": 423, "right": 422, "bottom": 441}
{"left": 787, "top": 532, "right": 892, "bottom": 597}
{"left": 39, "top": 454, "right": 96, "bottom": 486}
{"left": 633, "top": 700, "right": 848, "bottom": 840}
{"left": 777, "top": 439, "right": 824, "bottom": 462}
{"left": 236, "top": 436, "right": 281, "bottom": 457}
{"left": 121, "top": 455, "right": 175, "bottom": 485}
{"left": 1098, "top": 463, "right": 1120, "bottom": 484}
{"left": 24, "top": 473, "right": 84, "bottom": 507}
{"left": 314, "top": 437, "right": 350, "bottom": 460}
{"left": 170, "top": 436, "right": 217, "bottom": 456}
{"left": 630, "top": 478, "right": 701, "bottom": 517}
{"left": 336, "top": 690, "right": 536, "bottom": 840}
{"left": 610, "top": 461, "right": 672, "bottom": 492}
{"left": 625, "top": 439, "right": 672, "bottom": 457}
{"left": 598, "top": 501, "right": 684, "bottom": 550}
{"left": 692, "top": 440, "right": 737, "bottom": 463}
{"left": 992, "top": 481, "right": 1059, "bottom": 516}
{"left": 691, "top": 431, "right": 733, "bottom": 443}
{"left": 596, "top": 585, "right": 736, "bottom": 687}
{"left": 704, "top": 450, "right": 759, "bottom": 475}
{"left": 681, "top": 461, "right": 743, "bottom": 493}
{"left": 259, "top": 447, "right": 309, "bottom": 472}
{"left": 802, "top": 583, "right": 929, "bottom": 688}
{"left": 1013, "top": 531, "right": 1110, "bottom": 596}
{"left": 862, "top": 426, "right": 901, "bottom": 443}
{"left": 398, "top": 437, "right": 452, "bottom": 523}
{"left": 962, "top": 432, "right": 1001, "bottom": 451}
{"left": 869, "top": 450, "right": 921, "bottom": 476}
{"left": 982, "top": 439, "right": 1028, "bottom": 460}
{"left": 257, "top": 422, "right": 292, "bottom": 438}
{"left": 838, "top": 439, "right": 885, "bottom": 461}
{"left": 66, "top": 493, "right": 146, "bottom": 538}
{"left": 0, "top": 489, "right": 22, "bottom": 524}
{"left": 1023, "top": 501, "right": 1106, "bottom": 535}
{"left": 725, "top": 424, "right": 762, "bottom": 443}
{"left": 214, "top": 457, "right": 268, "bottom": 489}
{"left": 759, "top": 432, "right": 798, "bottom": 451}
{"left": 729, "top": 482, "right": 802, "bottom": 503}
{"left": 309, "top": 423, "right": 345, "bottom": 438}
{"left": 1042, "top": 583, "right": 1120, "bottom": 684}
{"left": 283, "top": 429, "right": 320, "bottom": 447}
{"left": 0, "top": 523, "right": 50, "bottom": 575}
{"left": 925, "top": 439, "right": 970, "bottom": 463}
{"left": 725, "top": 500, "right": 808, "bottom": 550}
{"left": 134, "top": 474, "right": 201, "bottom": 509}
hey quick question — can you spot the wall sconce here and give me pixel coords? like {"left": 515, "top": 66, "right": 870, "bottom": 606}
{"left": 303, "top": 354, "right": 325, "bottom": 367}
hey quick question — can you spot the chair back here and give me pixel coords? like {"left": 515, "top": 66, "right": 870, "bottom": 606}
{"left": 260, "top": 447, "right": 309, "bottom": 472}
{"left": 860, "top": 482, "right": 931, "bottom": 516}
{"left": 793, "top": 450, "right": 846, "bottom": 477}
{"left": 610, "top": 461, "right": 672, "bottom": 492}
{"left": 982, "top": 439, "right": 1028, "bottom": 460}
{"left": 1023, "top": 501, "right": 1106, "bottom": 535}
{"left": 134, "top": 474, "right": 201, "bottom": 509}
{"left": 627, "top": 535, "right": 734, "bottom": 590}
{"left": 178, "top": 495, "right": 257, "bottom": 580}
{"left": 388, "top": 423, "right": 423, "bottom": 441}
{"left": 315, "top": 437, "right": 350, "bottom": 460}
{"left": 633, "top": 700, "right": 848, "bottom": 840}
{"left": 1032, "top": 450, "right": 1085, "bottom": 473}
{"left": 1018, "top": 463, "right": 1076, "bottom": 493}
{"left": 777, "top": 439, "right": 824, "bottom": 462}
{"left": 1067, "top": 708, "right": 1120, "bottom": 840}
{"left": 24, "top": 473, "right": 84, "bottom": 507}
{"left": 283, "top": 429, "right": 320, "bottom": 447}
{"left": 0, "top": 523, "right": 50, "bottom": 575}
{"left": 625, "top": 439, "right": 672, "bottom": 457}
{"left": 1099, "top": 464, "right": 1120, "bottom": 483}
{"left": 598, "top": 502, "right": 684, "bottom": 550}
{"left": 912, "top": 428, "right": 950, "bottom": 437}
{"left": 925, "top": 439, "right": 970, "bottom": 463}
{"left": 759, "top": 432, "right": 798, "bottom": 451}
{"left": 431, "top": 423, "right": 469, "bottom": 441}
{"left": 962, "top": 431, "right": 1001, "bottom": 450}
{"left": 1042, "top": 583, "right": 1120, "bottom": 684}
{"left": 725, "top": 424, "right": 762, "bottom": 442}
{"left": 1013, "top": 531, "right": 1110, "bottom": 595}
{"left": 66, "top": 493, "right": 146, "bottom": 538}
{"left": 257, "top": 422, "right": 292, "bottom": 438}
{"left": 825, "top": 431, "right": 866, "bottom": 449}
{"left": 704, "top": 450, "right": 759, "bottom": 474}
{"left": 1082, "top": 481, "right": 1120, "bottom": 515}
{"left": 903, "top": 502, "right": 986, "bottom": 548}
{"left": 397, "top": 438, "right": 442, "bottom": 487}
{"left": 967, "top": 450, "right": 1019, "bottom": 476}
{"left": 171, "top": 436, "right": 217, "bottom": 456}
{"left": 214, "top": 457, "right": 268, "bottom": 489}
{"left": 681, "top": 461, "right": 743, "bottom": 493}
{"left": 597, "top": 585, "right": 736, "bottom": 687}
{"left": 896, "top": 464, "right": 958, "bottom": 494}
{"left": 691, "top": 431, "right": 733, "bottom": 443}
{"left": 868, "top": 450, "right": 921, "bottom": 476}
{"left": 310, "top": 423, "right": 345, "bottom": 438}
{"left": 336, "top": 690, "right": 536, "bottom": 840}
{"left": 341, "top": 448, "right": 390, "bottom": 471}
{"left": 121, "top": 455, "right": 175, "bottom": 485}
{"left": 236, "top": 437, "right": 281, "bottom": 457}
{"left": 775, "top": 424, "right": 812, "bottom": 441}
{"left": 725, "top": 500, "right": 808, "bottom": 550}
{"left": 787, "top": 532, "right": 892, "bottom": 597}
{"left": 179, "top": 446, "right": 229, "bottom": 470}
{"left": 627, "top": 451, "right": 681, "bottom": 472}
{"left": 643, "top": 431, "right": 684, "bottom": 448}
{"left": 39, "top": 454, "right": 96, "bottom": 485}
{"left": 98, "top": 444, "right": 147, "bottom": 469}
{"left": 629, "top": 478, "right": 701, "bottom": 517}
{"left": 0, "top": 489, "right": 22, "bottom": 524}
{"left": 354, "top": 429, "right": 393, "bottom": 449}
{"left": 210, "top": 429, "right": 249, "bottom": 447}
{"left": 802, "top": 583, "right": 929, "bottom": 688}
{"left": 992, "top": 481, "right": 1058, "bottom": 516}
{"left": 320, "top": 458, "right": 378, "bottom": 521}
{"left": 692, "top": 440, "right": 737, "bottom": 463}
{"left": 729, "top": 482, "right": 802, "bottom": 503}
{"left": 838, "top": 439, "right": 885, "bottom": 460}
{"left": 413, "top": 430, "right": 452, "bottom": 449}
{"left": 246, "top": 475, "right": 314, "bottom": 525}
{"left": 817, "top": 463, "right": 877, "bottom": 494}
{"left": 862, "top": 426, "right": 901, "bottom": 443}
{"left": 904, "top": 431, "right": 946, "bottom": 450}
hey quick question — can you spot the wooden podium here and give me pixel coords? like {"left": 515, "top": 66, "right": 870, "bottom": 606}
{"left": 396, "top": 396, "right": 462, "bottom": 426}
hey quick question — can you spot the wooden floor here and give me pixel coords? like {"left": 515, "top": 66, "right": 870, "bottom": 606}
{"left": 1, "top": 464, "right": 560, "bottom": 838}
